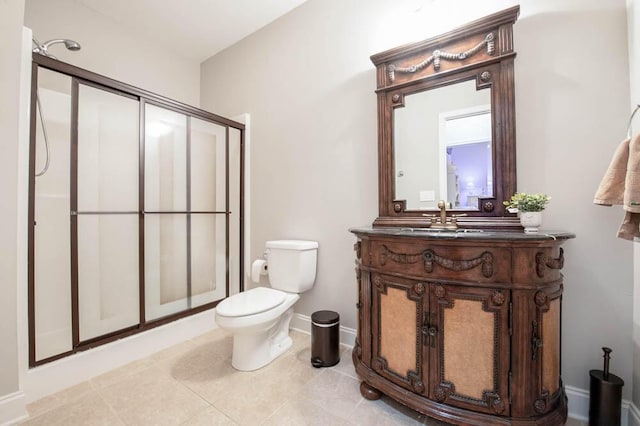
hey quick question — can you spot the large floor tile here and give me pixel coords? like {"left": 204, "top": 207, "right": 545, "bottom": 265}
{"left": 26, "top": 381, "right": 94, "bottom": 418}
{"left": 180, "top": 406, "right": 237, "bottom": 426}
{"left": 258, "top": 347, "right": 324, "bottom": 390}
{"left": 297, "top": 368, "right": 362, "bottom": 421}
{"left": 348, "top": 396, "right": 427, "bottom": 426}
{"left": 179, "top": 357, "right": 254, "bottom": 405}
{"left": 22, "top": 392, "right": 123, "bottom": 426}
{"left": 326, "top": 345, "right": 358, "bottom": 379}
{"left": 98, "top": 366, "right": 209, "bottom": 426}
{"left": 262, "top": 395, "right": 354, "bottom": 426}
{"left": 156, "top": 338, "right": 233, "bottom": 381}
{"left": 210, "top": 370, "right": 292, "bottom": 425}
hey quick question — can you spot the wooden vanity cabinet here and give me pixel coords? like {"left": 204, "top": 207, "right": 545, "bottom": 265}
{"left": 351, "top": 229, "right": 574, "bottom": 425}
{"left": 356, "top": 6, "right": 575, "bottom": 424}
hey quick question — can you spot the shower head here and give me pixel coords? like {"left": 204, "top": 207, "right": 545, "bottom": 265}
{"left": 32, "top": 38, "right": 81, "bottom": 59}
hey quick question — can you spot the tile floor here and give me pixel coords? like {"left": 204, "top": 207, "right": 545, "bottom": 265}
{"left": 21, "top": 329, "right": 587, "bottom": 425}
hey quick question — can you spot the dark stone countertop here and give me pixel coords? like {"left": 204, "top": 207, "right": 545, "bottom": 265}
{"left": 349, "top": 226, "right": 575, "bottom": 241}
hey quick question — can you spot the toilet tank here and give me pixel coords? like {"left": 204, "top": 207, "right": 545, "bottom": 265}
{"left": 266, "top": 240, "right": 318, "bottom": 293}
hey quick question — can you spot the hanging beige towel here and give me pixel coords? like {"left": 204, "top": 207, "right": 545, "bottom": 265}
{"left": 594, "top": 134, "right": 640, "bottom": 240}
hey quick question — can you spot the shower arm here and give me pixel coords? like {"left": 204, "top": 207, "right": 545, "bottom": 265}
{"left": 32, "top": 37, "right": 81, "bottom": 59}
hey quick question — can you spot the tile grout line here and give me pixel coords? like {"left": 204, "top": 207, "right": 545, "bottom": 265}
{"left": 93, "top": 381, "right": 131, "bottom": 426}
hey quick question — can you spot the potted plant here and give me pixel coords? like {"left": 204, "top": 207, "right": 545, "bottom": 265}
{"left": 503, "top": 192, "right": 550, "bottom": 233}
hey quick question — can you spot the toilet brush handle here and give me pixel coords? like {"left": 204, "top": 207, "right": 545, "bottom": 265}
{"left": 602, "top": 347, "right": 612, "bottom": 380}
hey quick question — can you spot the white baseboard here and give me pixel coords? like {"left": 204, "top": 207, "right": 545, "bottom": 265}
{"left": 21, "top": 309, "right": 217, "bottom": 403}
{"left": 291, "top": 313, "right": 356, "bottom": 348}
{"left": 565, "top": 385, "right": 633, "bottom": 425}
{"left": 0, "top": 391, "right": 27, "bottom": 426}
{"left": 566, "top": 386, "right": 590, "bottom": 422}
{"left": 629, "top": 401, "right": 640, "bottom": 426}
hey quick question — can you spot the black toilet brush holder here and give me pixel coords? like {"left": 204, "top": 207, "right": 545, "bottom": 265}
{"left": 588, "top": 347, "right": 624, "bottom": 426}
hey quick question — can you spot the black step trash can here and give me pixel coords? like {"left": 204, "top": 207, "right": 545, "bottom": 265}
{"left": 310, "top": 310, "right": 340, "bottom": 368}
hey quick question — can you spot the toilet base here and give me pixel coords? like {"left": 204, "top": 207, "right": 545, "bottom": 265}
{"left": 230, "top": 307, "right": 295, "bottom": 371}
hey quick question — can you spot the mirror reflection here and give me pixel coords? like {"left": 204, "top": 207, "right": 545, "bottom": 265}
{"left": 394, "top": 79, "right": 492, "bottom": 210}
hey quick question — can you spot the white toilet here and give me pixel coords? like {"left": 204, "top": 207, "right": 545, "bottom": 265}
{"left": 215, "top": 240, "right": 318, "bottom": 371}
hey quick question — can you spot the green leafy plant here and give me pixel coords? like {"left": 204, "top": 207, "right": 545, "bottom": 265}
{"left": 503, "top": 192, "right": 550, "bottom": 212}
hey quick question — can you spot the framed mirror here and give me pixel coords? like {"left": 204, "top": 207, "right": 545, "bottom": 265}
{"left": 370, "top": 6, "right": 520, "bottom": 228}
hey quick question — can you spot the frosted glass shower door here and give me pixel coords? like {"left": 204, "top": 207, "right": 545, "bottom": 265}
{"left": 144, "top": 105, "right": 228, "bottom": 320}
{"left": 32, "top": 69, "right": 73, "bottom": 362}
{"left": 76, "top": 84, "right": 140, "bottom": 341}
{"left": 190, "top": 118, "right": 227, "bottom": 307}
{"left": 144, "top": 105, "right": 189, "bottom": 320}
{"left": 29, "top": 55, "right": 244, "bottom": 366}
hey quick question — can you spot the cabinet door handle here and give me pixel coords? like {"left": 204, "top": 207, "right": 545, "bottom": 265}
{"left": 421, "top": 326, "right": 430, "bottom": 337}
{"left": 421, "top": 325, "right": 438, "bottom": 347}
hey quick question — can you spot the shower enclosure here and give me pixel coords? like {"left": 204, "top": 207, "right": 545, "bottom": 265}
{"left": 28, "top": 54, "right": 244, "bottom": 366}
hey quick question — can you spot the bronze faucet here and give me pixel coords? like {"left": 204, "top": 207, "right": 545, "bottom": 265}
{"left": 437, "top": 200, "right": 447, "bottom": 225}
{"left": 423, "top": 200, "right": 466, "bottom": 230}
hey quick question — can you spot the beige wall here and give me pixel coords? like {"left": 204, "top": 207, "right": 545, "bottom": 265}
{"left": 201, "top": 0, "right": 633, "bottom": 399}
{"left": 0, "top": 0, "right": 25, "bottom": 400}
{"left": 24, "top": 0, "right": 201, "bottom": 107}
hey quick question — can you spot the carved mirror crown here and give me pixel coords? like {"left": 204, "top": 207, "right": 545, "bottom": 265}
{"left": 371, "top": 6, "right": 520, "bottom": 229}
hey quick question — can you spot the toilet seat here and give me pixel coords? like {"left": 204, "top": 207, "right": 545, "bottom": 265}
{"left": 216, "top": 287, "right": 286, "bottom": 317}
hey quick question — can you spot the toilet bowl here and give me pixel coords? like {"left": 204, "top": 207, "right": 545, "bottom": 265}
{"left": 215, "top": 240, "right": 318, "bottom": 371}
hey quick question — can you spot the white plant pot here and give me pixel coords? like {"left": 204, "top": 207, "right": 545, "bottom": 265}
{"left": 520, "top": 211, "right": 542, "bottom": 233}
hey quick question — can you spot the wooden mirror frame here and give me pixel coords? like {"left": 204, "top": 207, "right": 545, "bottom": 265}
{"left": 371, "top": 6, "right": 520, "bottom": 229}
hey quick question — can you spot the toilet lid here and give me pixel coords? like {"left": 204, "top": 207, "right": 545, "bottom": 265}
{"left": 216, "top": 287, "right": 286, "bottom": 317}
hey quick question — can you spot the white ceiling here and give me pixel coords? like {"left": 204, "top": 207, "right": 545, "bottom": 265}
{"left": 77, "top": 0, "right": 308, "bottom": 62}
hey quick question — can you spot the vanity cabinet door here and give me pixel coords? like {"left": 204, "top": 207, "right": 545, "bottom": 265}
{"left": 429, "top": 283, "right": 511, "bottom": 416}
{"left": 371, "top": 273, "right": 429, "bottom": 396}
{"left": 530, "top": 286, "right": 563, "bottom": 416}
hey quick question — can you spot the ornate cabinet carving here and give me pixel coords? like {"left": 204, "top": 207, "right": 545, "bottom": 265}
{"left": 351, "top": 228, "right": 574, "bottom": 425}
